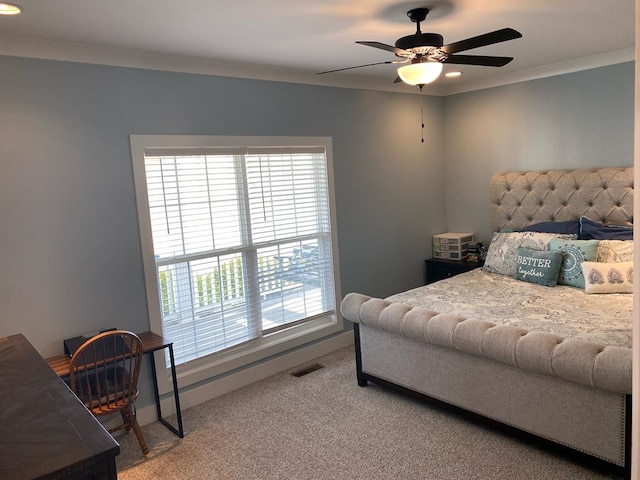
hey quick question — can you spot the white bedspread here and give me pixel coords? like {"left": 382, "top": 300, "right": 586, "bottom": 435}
{"left": 387, "top": 269, "right": 632, "bottom": 348}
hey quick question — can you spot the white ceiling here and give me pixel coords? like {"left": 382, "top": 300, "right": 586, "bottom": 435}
{"left": 0, "top": 0, "right": 634, "bottom": 96}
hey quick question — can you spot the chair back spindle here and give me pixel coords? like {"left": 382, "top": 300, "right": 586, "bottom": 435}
{"left": 69, "top": 330, "right": 148, "bottom": 456}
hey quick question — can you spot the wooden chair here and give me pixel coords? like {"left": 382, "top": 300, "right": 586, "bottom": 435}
{"left": 68, "top": 330, "right": 149, "bottom": 456}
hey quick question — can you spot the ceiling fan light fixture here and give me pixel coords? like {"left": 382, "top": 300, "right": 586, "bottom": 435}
{"left": 397, "top": 61, "right": 443, "bottom": 86}
{"left": 0, "top": 2, "right": 22, "bottom": 15}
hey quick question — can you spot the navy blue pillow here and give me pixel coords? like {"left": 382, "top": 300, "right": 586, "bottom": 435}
{"left": 522, "top": 220, "right": 580, "bottom": 236}
{"left": 579, "top": 216, "right": 633, "bottom": 240}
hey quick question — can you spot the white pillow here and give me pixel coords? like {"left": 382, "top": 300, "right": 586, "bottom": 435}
{"left": 483, "top": 232, "right": 574, "bottom": 277}
{"left": 581, "top": 261, "right": 633, "bottom": 294}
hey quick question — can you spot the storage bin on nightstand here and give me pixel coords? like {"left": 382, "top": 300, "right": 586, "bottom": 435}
{"left": 432, "top": 232, "right": 474, "bottom": 260}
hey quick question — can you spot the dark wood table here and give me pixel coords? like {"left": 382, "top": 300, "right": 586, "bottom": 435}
{"left": 0, "top": 334, "right": 120, "bottom": 480}
{"left": 47, "top": 331, "right": 184, "bottom": 438}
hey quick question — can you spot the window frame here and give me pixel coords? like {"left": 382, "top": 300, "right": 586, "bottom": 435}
{"left": 130, "top": 135, "right": 343, "bottom": 393}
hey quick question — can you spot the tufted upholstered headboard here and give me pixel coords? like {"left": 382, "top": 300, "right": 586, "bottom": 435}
{"left": 490, "top": 167, "right": 633, "bottom": 232}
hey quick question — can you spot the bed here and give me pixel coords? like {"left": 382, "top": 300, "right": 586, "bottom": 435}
{"left": 340, "top": 167, "right": 633, "bottom": 478}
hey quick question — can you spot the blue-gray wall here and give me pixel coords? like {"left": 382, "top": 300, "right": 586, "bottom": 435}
{"left": 0, "top": 55, "right": 634, "bottom": 411}
{"left": 0, "top": 55, "right": 445, "bottom": 405}
{"left": 443, "top": 62, "right": 634, "bottom": 242}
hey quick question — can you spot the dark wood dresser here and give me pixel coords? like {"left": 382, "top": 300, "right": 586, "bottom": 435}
{"left": 0, "top": 334, "right": 119, "bottom": 480}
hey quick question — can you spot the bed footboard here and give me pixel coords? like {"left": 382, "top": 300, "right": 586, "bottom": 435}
{"left": 343, "top": 294, "right": 632, "bottom": 477}
{"left": 342, "top": 293, "right": 632, "bottom": 394}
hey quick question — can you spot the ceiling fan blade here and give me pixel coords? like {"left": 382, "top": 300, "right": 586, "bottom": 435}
{"left": 356, "top": 41, "right": 413, "bottom": 56}
{"left": 441, "top": 28, "right": 522, "bottom": 54}
{"left": 444, "top": 55, "right": 514, "bottom": 67}
{"left": 317, "top": 60, "right": 397, "bottom": 75}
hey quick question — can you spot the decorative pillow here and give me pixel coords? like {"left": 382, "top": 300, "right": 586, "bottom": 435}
{"left": 597, "top": 240, "right": 634, "bottom": 263}
{"left": 579, "top": 216, "right": 633, "bottom": 240}
{"left": 522, "top": 220, "right": 580, "bottom": 236}
{"left": 549, "top": 239, "right": 599, "bottom": 289}
{"left": 581, "top": 261, "right": 633, "bottom": 294}
{"left": 514, "top": 247, "right": 563, "bottom": 287}
{"left": 483, "top": 232, "right": 573, "bottom": 277}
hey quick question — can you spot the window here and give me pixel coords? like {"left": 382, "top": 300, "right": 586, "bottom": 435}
{"left": 131, "top": 136, "right": 342, "bottom": 385}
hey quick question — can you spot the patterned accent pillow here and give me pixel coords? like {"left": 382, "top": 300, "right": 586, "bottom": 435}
{"left": 581, "top": 261, "right": 633, "bottom": 294}
{"left": 514, "top": 247, "right": 563, "bottom": 287}
{"left": 597, "top": 240, "right": 634, "bottom": 263}
{"left": 549, "top": 239, "right": 599, "bottom": 289}
{"left": 483, "top": 232, "right": 574, "bottom": 277}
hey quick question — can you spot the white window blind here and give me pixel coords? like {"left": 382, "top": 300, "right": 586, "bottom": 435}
{"left": 142, "top": 146, "right": 336, "bottom": 366}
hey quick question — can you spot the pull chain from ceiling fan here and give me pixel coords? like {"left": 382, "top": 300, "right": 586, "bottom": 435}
{"left": 419, "top": 84, "right": 425, "bottom": 143}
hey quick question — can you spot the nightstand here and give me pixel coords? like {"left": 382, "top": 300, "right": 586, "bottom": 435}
{"left": 425, "top": 258, "right": 484, "bottom": 285}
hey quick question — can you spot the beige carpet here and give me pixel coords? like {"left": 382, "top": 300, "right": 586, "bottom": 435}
{"left": 115, "top": 347, "right": 621, "bottom": 480}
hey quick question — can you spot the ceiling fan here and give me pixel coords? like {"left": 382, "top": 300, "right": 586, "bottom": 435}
{"left": 318, "top": 7, "right": 522, "bottom": 87}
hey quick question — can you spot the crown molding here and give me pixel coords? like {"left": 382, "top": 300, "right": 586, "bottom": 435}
{"left": 429, "top": 47, "right": 636, "bottom": 96}
{"left": 0, "top": 34, "right": 634, "bottom": 97}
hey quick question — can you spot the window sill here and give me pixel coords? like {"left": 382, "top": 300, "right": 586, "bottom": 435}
{"left": 155, "top": 313, "right": 343, "bottom": 394}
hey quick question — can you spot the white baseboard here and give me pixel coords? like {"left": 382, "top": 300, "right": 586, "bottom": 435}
{"left": 136, "top": 330, "right": 354, "bottom": 427}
